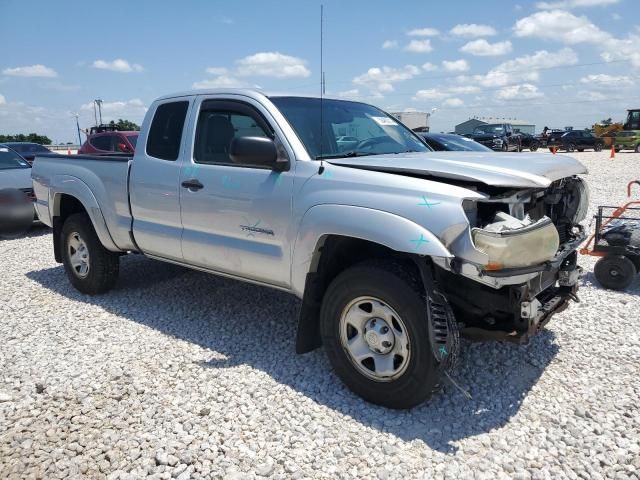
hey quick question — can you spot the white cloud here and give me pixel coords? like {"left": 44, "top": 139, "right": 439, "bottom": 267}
{"left": 468, "top": 48, "right": 578, "bottom": 87}
{"left": 496, "top": 84, "right": 544, "bottom": 100}
{"left": 578, "top": 90, "right": 606, "bottom": 101}
{"left": 0, "top": 94, "right": 5, "bottom": 105}
{"left": 205, "top": 67, "right": 229, "bottom": 75}
{"left": 353, "top": 65, "right": 420, "bottom": 94}
{"left": 536, "top": 0, "right": 619, "bottom": 9}
{"left": 192, "top": 75, "right": 245, "bottom": 89}
{"left": 447, "top": 85, "right": 481, "bottom": 95}
{"left": 443, "top": 97, "right": 464, "bottom": 107}
{"left": 442, "top": 59, "right": 469, "bottom": 72}
{"left": 513, "top": 10, "right": 640, "bottom": 68}
{"left": 336, "top": 89, "right": 363, "bottom": 100}
{"left": 422, "top": 62, "right": 438, "bottom": 71}
{"left": 80, "top": 98, "right": 147, "bottom": 118}
{"left": 235, "top": 52, "right": 310, "bottom": 78}
{"left": 92, "top": 59, "right": 144, "bottom": 73}
{"left": 413, "top": 89, "right": 450, "bottom": 100}
{"left": 450, "top": 23, "right": 497, "bottom": 37}
{"left": 382, "top": 40, "right": 399, "bottom": 49}
{"left": 2, "top": 64, "right": 57, "bottom": 78}
{"left": 513, "top": 10, "right": 610, "bottom": 44}
{"left": 579, "top": 73, "right": 633, "bottom": 87}
{"left": 407, "top": 27, "right": 439, "bottom": 37}
{"left": 460, "top": 39, "right": 513, "bottom": 56}
{"left": 404, "top": 39, "right": 433, "bottom": 53}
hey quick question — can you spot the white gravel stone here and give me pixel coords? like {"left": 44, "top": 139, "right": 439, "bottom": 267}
{"left": 1, "top": 151, "right": 639, "bottom": 479}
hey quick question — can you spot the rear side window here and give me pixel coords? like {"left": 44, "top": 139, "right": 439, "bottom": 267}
{"left": 146, "top": 101, "right": 189, "bottom": 161}
{"left": 90, "top": 135, "right": 112, "bottom": 151}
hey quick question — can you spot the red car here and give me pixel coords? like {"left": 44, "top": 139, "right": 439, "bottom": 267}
{"left": 78, "top": 131, "right": 138, "bottom": 155}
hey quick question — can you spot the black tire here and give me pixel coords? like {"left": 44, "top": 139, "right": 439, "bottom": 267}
{"left": 594, "top": 255, "right": 636, "bottom": 291}
{"left": 615, "top": 147, "right": 621, "bottom": 153}
{"left": 320, "top": 260, "right": 442, "bottom": 409}
{"left": 567, "top": 143, "right": 576, "bottom": 152}
{"left": 595, "top": 144, "right": 603, "bottom": 152}
{"left": 635, "top": 144, "right": 640, "bottom": 153}
{"left": 577, "top": 148, "right": 584, "bottom": 152}
{"left": 61, "top": 213, "right": 119, "bottom": 294}
{"left": 502, "top": 143, "right": 508, "bottom": 152}
{"left": 530, "top": 145, "right": 538, "bottom": 152}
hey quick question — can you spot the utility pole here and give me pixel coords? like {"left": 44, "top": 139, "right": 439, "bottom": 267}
{"left": 73, "top": 114, "right": 82, "bottom": 145}
{"left": 95, "top": 99, "right": 103, "bottom": 125}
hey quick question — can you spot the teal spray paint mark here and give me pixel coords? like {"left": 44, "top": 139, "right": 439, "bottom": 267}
{"left": 222, "top": 175, "right": 240, "bottom": 189}
{"left": 418, "top": 196, "right": 441, "bottom": 208}
{"left": 439, "top": 345, "right": 448, "bottom": 357}
{"left": 184, "top": 164, "right": 199, "bottom": 177}
{"left": 410, "top": 234, "right": 430, "bottom": 249}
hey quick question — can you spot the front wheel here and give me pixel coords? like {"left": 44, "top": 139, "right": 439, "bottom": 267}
{"left": 594, "top": 144, "right": 603, "bottom": 152}
{"left": 594, "top": 255, "right": 636, "bottom": 291}
{"left": 530, "top": 144, "right": 538, "bottom": 152}
{"left": 61, "top": 213, "right": 120, "bottom": 294}
{"left": 320, "top": 260, "right": 446, "bottom": 409}
{"left": 567, "top": 143, "right": 576, "bottom": 152}
{"left": 635, "top": 144, "right": 640, "bottom": 153}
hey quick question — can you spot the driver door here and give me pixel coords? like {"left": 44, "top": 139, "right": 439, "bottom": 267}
{"left": 179, "top": 97, "right": 295, "bottom": 287}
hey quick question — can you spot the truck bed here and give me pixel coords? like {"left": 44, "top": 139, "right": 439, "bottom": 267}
{"left": 31, "top": 153, "right": 136, "bottom": 251}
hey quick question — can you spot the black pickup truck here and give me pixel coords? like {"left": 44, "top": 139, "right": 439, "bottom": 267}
{"left": 466, "top": 123, "right": 521, "bottom": 152}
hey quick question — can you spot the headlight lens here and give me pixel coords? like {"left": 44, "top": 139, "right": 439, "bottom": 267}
{"left": 572, "top": 177, "right": 589, "bottom": 223}
{"left": 472, "top": 217, "right": 559, "bottom": 269}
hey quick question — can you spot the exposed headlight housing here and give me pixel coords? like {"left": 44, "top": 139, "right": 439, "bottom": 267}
{"left": 472, "top": 214, "right": 559, "bottom": 270}
{"left": 492, "top": 138, "right": 503, "bottom": 144}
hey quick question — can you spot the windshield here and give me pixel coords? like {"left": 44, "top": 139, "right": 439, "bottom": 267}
{"left": 270, "top": 97, "right": 430, "bottom": 159}
{"left": 472, "top": 124, "right": 505, "bottom": 135}
{"left": 7, "top": 143, "right": 50, "bottom": 154}
{"left": 425, "top": 134, "right": 492, "bottom": 152}
{"left": 126, "top": 134, "right": 138, "bottom": 147}
{"left": 0, "top": 148, "right": 30, "bottom": 169}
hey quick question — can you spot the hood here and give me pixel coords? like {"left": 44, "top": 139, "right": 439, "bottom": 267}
{"left": 327, "top": 151, "right": 587, "bottom": 189}
{"left": 0, "top": 168, "right": 32, "bottom": 190}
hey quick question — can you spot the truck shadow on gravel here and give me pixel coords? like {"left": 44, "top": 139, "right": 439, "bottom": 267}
{"left": 27, "top": 254, "right": 560, "bottom": 453}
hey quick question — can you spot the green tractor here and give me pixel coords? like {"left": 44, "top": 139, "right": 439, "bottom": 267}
{"left": 614, "top": 109, "right": 640, "bottom": 153}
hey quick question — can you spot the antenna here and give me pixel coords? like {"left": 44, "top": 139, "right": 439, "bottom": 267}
{"left": 318, "top": 4, "right": 325, "bottom": 174}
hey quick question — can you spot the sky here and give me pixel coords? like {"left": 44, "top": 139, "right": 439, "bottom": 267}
{"left": 0, "top": 0, "right": 639, "bottom": 143}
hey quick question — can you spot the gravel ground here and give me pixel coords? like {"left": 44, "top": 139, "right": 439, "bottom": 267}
{"left": 1, "top": 151, "right": 639, "bottom": 479}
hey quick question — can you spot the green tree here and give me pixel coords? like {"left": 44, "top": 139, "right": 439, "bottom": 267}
{"left": 0, "top": 133, "right": 52, "bottom": 145}
{"left": 113, "top": 118, "right": 140, "bottom": 131}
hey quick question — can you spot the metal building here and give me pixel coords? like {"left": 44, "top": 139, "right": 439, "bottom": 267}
{"left": 455, "top": 117, "right": 536, "bottom": 135}
{"left": 391, "top": 111, "right": 430, "bottom": 132}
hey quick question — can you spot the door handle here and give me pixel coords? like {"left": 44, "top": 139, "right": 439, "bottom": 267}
{"left": 181, "top": 179, "right": 204, "bottom": 191}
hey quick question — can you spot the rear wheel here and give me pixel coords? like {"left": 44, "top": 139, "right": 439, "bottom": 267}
{"left": 530, "top": 144, "right": 538, "bottom": 152}
{"left": 61, "top": 213, "right": 119, "bottom": 294}
{"left": 567, "top": 143, "right": 576, "bottom": 152}
{"left": 320, "top": 260, "right": 445, "bottom": 409}
{"left": 594, "top": 144, "right": 603, "bottom": 152}
{"left": 577, "top": 148, "right": 584, "bottom": 152}
{"left": 594, "top": 255, "right": 636, "bottom": 290}
{"left": 635, "top": 143, "right": 640, "bottom": 153}
{"left": 502, "top": 143, "right": 508, "bottom": 152}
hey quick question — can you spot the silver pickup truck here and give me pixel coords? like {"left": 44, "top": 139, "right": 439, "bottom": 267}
{"left": 32, "top": 89, "right": 588, "bottom": 408}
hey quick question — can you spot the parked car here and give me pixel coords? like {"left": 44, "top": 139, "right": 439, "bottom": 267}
{"left": 546, "top": 130, "right": 604, "bottom": 152}
{"left": 418, "top": 133, "right": 491, "bottom": 151}
{"left": 78, "top": 131, "right": 138, "bottom": 155}
{"left": 335, "top": 135, "right": 359, "bottom": 152}
{"left": 33, "top": 89, "right": 587, "bottom": 409}
{"left": 466, "top": 123, "right": 521, "bottom": 152}
{"left": 614, "top": 131, "right": 640, "bottom": 153}
{"left": 516, "top": 132, "right": 539, "bottom": 152}
{"left": 0, "top": 146, "right": 37, "bottom": 230}
{"left": 0, "top": 142, "right": 51, "bottom": 165}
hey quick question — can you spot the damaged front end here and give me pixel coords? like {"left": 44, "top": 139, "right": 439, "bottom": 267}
{"left": 440, "top": 176, "right": 588, "bottom": 343}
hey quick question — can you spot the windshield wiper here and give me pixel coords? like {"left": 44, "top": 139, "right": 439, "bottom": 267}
{"left": 315, "top": 151, "right": 381, "bottom": 160}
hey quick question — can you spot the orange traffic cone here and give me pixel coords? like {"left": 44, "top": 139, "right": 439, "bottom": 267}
{"left": 610, "top": 145, "right": 615, "bottom": 159}
{"left": 551, "top": 146, "right": 557, "bottom": 154}
{"left": 67, "top": 148, "right": 71, "bottom": 155}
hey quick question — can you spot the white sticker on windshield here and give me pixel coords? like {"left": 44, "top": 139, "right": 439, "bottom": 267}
{"left": 0, "top": 148, "right": 8, "bottom": 152}
{"left": 371, "top": 116, "right": 396, "bottom": 126}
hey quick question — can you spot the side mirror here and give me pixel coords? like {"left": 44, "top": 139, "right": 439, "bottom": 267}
{"left": 117, "top": 143, "right": 130, "bottom": 153}
{"left": 229, "top": 136, "right": 288, "bottom": 171}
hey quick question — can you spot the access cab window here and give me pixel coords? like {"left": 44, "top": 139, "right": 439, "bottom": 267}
{"left": 194, "top": 101, "right": 272, "bottom": 165}
{"left": 146, "top": 101, "right": 189, "bottom": 161}
{"left": 89, "top": 135, "right": 113, "bottom": 151}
